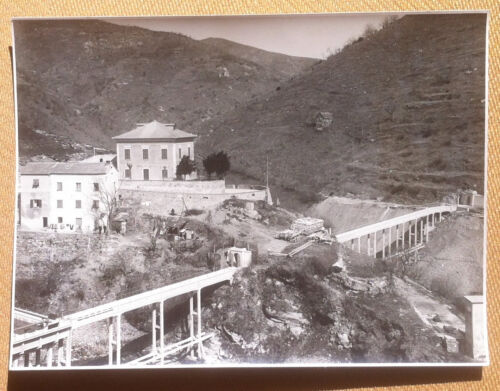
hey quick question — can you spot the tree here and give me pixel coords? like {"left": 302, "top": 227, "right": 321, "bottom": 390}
{"left": 203, "top": 151, "right": 230, "bottom": 179}
{"left": 95, "top": 180, "right": 120, "bottom": 235}
{"left": 214, "top": 151, "right": 230, "bottom": 178}
{"left": 203, "top": 154, "right": 217, "bottom": 179}
{"left": 176, "top": 156, "right": 196, "bottom": 180}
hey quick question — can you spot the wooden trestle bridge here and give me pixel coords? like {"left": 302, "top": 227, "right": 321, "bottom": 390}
{"left": 11, "top": 267, "right": 238, "bottom": 368}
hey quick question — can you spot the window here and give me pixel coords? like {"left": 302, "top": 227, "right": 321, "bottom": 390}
{"left": 124, "top": 148, "right": 130, "bottom": 160}
{"left": 75, "top": 200, "right": 82, "bottom": 209}
{"left": 76, "top": 182, "right": 81, "bottom": 192}
{"left": 93, "top": 183, "right": 99, "bottom": 192}
{"left": 161, "top": 148, "right": 168, "bottom": 160}
{"left": 92, "top": 200, "right": 99, "bottom": 209}
{"left": 178, "top": 148, "right": 182, "bottom": 159}
{"left": 143, "top": 169, "right": 149, "bottom": 180}
{"left": 30, "top": 199, "right": 42, "bottom": 208}
{"left": 125, "top": 169, "right": 131, "bottom": 179}
{"left": 57, "top": 200, "right": 63, "bottom": 208}
{"left": 32, "top": 179, "right": 39, "bottom": 188}
{"left": 143, "top": 148, "right": 149, "bottom": 160}
{"left": 57, "top": 182, "right": 63, "bottom": 191}
{"left": 58, "top": 217, "right": 63, "bottom": 224}
{"left": 162, "top": 168, "right": 168, "bottom": 180}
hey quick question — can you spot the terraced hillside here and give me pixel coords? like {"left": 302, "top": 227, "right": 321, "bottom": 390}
{"left": 200, "top": 14, "right": 486, "bottom": 205}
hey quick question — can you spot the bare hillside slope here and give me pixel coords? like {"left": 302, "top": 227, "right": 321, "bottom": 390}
{"left": 200, "top": 14, "right": 486, "bottom": 205}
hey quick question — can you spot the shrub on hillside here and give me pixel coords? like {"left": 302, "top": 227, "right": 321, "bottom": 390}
{"left": 185, "top": 208, "right": 204, "bottom": 216}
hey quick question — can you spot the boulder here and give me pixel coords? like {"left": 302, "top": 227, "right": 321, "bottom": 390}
{"left": 315, "top": 111, "right": 333, "bottom": 131}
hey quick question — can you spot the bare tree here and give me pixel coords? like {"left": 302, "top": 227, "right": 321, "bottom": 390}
{"left": 93, "top": 179, "right": 120, "bottom": 235}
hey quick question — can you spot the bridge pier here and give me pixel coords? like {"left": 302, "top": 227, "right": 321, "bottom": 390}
{"left": 382, "top": 229, "right": 386, "bottom": 258}
{"left": 160, "top": 300, "right": 165, "bottom": 365}
{"left": 66, "top": 330, "right": 72, "bottom": 367}
{"left": 108, "top": 315, "right": 121, "bottom": 365}
{"left": 108, "top": 318, "right": 114, "bottom": 365}
{"left": 116, "top": 315, "right": 121, "bottom": 365}
{"left": 57, "top": 338, "right": 64, "bottom": 366}
{"left": 197, "top": 289, "right": 204, "bottom": 358}
{"left": 46, "top": 343, "right": 54, "bottom": 367}
{"left": 189, "top": 295, "right": 195, "bottom": 359}
{"left": 152, "top": 307, "right": 157, "bottom": 354}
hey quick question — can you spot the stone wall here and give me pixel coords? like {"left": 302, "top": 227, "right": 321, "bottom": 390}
{"left": 120, "top": 179, "right": 226, "bottom": 194}
{"left": 120, "top": 187, "right": 267, "bottom": 216}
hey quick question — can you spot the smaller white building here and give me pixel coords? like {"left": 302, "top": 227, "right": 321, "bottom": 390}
{"left": 226, "top": 247, "right": 252, "bottom": 268}
{"left": 19, "top": 162, "right": 119, "bottom": 233}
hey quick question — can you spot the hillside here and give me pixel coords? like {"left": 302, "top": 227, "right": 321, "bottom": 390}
{"left": 199, "top": 14, "right": 486, "bottom": 205}
{"left": 13, "top": 20, "right": 315, "bottom": 160}
{"left": 202, "top": 37, "right": 318, "bottom": 78}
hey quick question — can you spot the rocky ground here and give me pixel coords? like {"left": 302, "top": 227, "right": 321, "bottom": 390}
{"left": 200, "top": 243, "right": 470, "bottom": 364}
{"left": 13, "top": 199, "right": 482, "bottom": 364}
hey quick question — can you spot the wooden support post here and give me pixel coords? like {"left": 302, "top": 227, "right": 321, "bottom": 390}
{"left": 160, "top": 300, "right": 165, "bottom": 365}
{"left": 116, "top": 315, "right": 121, "bottom": 365}
{"left": 351, "top": 239, "right": 355, "bottom": 250}
{"left": 65, "top": 331, "right": 72, "bottom": 367}
{"left": 47, "top": 344, "right": 53, "bottom": 367}
{"left": 426, "top": 215, "right": 429, "bottom": 242}
{"left": 367, "top": 234, "right": 371, "bottom": 256}
{"left": 396, "top": 225, "right": 400, "bottom": 251}
{"left": 23, "top": 352, "right": 29, "bottom": 367}
{"left": 410, "top": 219, "right": 417, "bottom": 248}
{"left": 12, "top": 356, "right": 19, "bottom": 368}
{"left": 420, "top": 219, "right": 424, "bottom": 244}
{"left": 373, "top": 231, "right": 377, "bottom": 258}
{"left": 357, "top": 237, "right": 361, "bottom": 252}
{"left": 382, "top": 229, "right": 386, "bottom": 258}
{"left": 108, "top": 318, "right": 114, "bottom": 365}
{"left": 401, "top": 223, "right": 405, "bottom": 249}
{"left": 35, "top": 349, "right": 41, "bottom": 367}
{"left": 388, "top": 227, "right": 392, "bottom": 257}
{"left": 189, "top": 295, "right": 195, "bottom": 359}
{"left": 197, "top": 289, "right": 203, "bottom": 358}
{"left": 57, "top": 339, "right": 64, "bottom": 366}
{"left": 152, "top": 307, "right": 157, "bottom": 353}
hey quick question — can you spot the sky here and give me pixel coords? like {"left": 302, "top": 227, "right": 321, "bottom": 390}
{"left": 105, "top": 14, "right": 402, "bottom": 59}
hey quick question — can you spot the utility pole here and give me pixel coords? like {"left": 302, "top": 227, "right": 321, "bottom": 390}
{"left": 266, "top": 155, "right": 269, "bottom": 189}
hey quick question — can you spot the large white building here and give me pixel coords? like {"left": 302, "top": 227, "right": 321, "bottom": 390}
{"left": 112, "top": 121, "right": 197, "bottom": 181}
{"left": 18, "top": 162, "right": 119, "bottom": 232}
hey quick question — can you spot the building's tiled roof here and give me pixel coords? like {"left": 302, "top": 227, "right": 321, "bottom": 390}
{"left": 20, "top": 162, "right": 114, "bottom": 175}
{"left": 112, "top": 121, "right": 197, "bottom": 141}
{"left": 80, "top": 154, "right": 116, "bottom": 163}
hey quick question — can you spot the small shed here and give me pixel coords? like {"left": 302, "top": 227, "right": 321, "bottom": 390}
{"left": 226, "top": 247, "right": 252, "bottom": 268}
{"left": 459, "top": 190, "right": 484, "bottom": 209}
{"left": 179, "top": 228, "right": 195, "bottom": 240}
{"left": 112, "top": 212, "right": 129, "bottom": 234}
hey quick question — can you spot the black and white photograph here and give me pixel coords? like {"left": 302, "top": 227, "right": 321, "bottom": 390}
{"left": 10, "top": 12, "right": 488, "bottom": 368}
